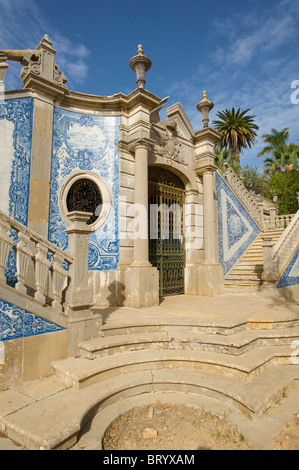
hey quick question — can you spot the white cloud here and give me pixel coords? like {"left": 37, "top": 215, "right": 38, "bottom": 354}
{"left": 0, "top": 0, "right": 90, "bottom": 88}
{"left": 163, "top": 0, "right": 299, "bottom": 170}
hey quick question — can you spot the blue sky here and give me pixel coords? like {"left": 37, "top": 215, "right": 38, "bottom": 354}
{"left": 1, "top": 0, "right": 299, "bottom": 169}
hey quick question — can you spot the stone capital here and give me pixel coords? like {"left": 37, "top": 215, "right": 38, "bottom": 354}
{"left": 128, "top": 137, "right": 155, "bottom": 153}
{"left": 65, "top": 211, "right": 94, "bottom": 235}
{"left": 195, "top": 161, "right": 217, "bottom": 177}
{"left": 194, "top": 127, "right": 221, "bottom": 145}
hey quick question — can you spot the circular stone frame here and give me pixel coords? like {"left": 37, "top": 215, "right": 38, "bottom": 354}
{"left": 59, "top": 171, "right": 111, "bottom": 231}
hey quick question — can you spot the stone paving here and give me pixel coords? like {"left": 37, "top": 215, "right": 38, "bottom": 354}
{"left": 0, "top": 290, "right": 298, "bottom": 450}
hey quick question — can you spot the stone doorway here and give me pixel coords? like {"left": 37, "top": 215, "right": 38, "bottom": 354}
{"left": 148, "top": 167, "right": 185, "bottom": 297}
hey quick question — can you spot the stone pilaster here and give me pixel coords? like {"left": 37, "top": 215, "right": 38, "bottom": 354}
{"left": 65, "top": 211, "right": 102, "bottom": 357}
{"left": 192, "top": 125, "right": 224, "bottom": 297}
{"left": 28, "top": 98, "right": 54, "bottom": 239}
{"left": 118, "top": 138, "right": 159, "bottom": 308}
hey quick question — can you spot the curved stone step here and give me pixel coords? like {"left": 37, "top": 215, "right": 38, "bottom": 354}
{"left": 1, "top": 365, "right": 298, "bottom": 450}
{"left": 78, "top": 326, "right": 299, "bottom": 359}
{"left": 52, "top": 345, "right": 295, "bottom": 389}
{"left": 101, "top": 313, "right": 299, "bottom": 337}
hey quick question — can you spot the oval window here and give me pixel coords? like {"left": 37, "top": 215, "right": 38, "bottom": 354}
{"left": 66, "top": 178, "right": 102, "bottom": 225}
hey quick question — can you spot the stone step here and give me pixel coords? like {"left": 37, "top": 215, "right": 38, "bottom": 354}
{"left": 101, "top": 313, "right": 299, "bottom": 337}
{"left": 78, "top": 326, "right": 299, "bottom": 359}
{"left": 224, "top": 279, "right": 262, "bottom": 287}
{"left": 234, "top": 260, "right": 264, "bottom": 266}
{"left": 224, "top": 284, "right": 261, "bottom": 291}
{"left": 225, "top": 272, "right": 262, "bottom": 279}
{"left": 229, "top": 263, "right": 264, "bottom": 270}
{"left": 1, "top": 365, "right": 298, "bottom": 449}
{"left": 52, "top": 345, "right": 295, "bottom": 389}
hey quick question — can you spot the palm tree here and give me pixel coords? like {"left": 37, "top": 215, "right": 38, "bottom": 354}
{"left": 257, "top": 128, "right": 289, "bottom": 158}
{"left": 259, "top": 129, "right": 299, "bottom": 174}
{"left": 214, "top": 147, "right": 230, "bottom": 171}
{"left": 212, "top": 107, "right": 259, "bottom": 169}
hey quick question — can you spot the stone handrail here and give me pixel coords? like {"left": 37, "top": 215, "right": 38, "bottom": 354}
{"left": 0, "top": 210, "right": 73, "bottom": 312}
{"left": 223, "top": 163, "right": 296, "bottom": 232}
{"left": 223, "top": 163, "right": 264, "bottom": 228}
{"left": 273, "top": 210, "right": 299, "bottom": 275}
{"left": 264, "top": 213, "right": 296, "bottom": 231}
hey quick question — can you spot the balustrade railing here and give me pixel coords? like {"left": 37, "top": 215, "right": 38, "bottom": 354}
{"left": 264, "top": 213, "right": 296, "bottom": 231}
{"left": 223, "top": 163, "right": 296, "bottom": 232}
{"left": 273, "top": 210, "right": 299, "bottom": 276}
{"left": 0, "top": 211, "right": 73, "bottom": 313}
{"left": 224, "top": 163, "right": 265, "bottom": 228}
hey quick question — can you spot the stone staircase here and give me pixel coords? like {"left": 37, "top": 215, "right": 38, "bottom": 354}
{"left": 224, "top": 230, "right": 284, "bottom": 289}
{"left": 1, "top": 298, "right": 299, "bottom": 450}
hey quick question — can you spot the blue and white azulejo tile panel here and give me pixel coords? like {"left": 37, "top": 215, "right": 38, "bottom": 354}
{"left": 277, "top": 247, "right": 299, "bottom": 288}
{"left": 0, "top": 98, "right": 34, "bottom": 286}
{"left": 49, "top": 107, "right": 120, "bottom": 271}
{"left": 0, "top": 299, "right": 65, "bottom": 342}
{"left": 216, "top": 171, "right": 261, "bottom": 275}
{"left": 0, "top": 97, "right": 34, "bottom": 224}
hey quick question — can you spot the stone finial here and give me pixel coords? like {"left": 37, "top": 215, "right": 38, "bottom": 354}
{"left": 196, "top": 91, "right": 214, "bottom": 128}
{"left": 129, "top": 44, "right": 152, "bottom": 89}
{"left": 0, "top": 35, "right": 68, "bottom": 93}
{"left": 0, "top": 61, "right": 9, "bottom": 85}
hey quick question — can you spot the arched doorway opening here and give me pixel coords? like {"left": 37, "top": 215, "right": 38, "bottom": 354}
{"left": 148, "top": 166, "right": 185, "bottom": 297}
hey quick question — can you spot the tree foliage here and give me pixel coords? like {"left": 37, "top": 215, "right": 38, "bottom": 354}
{"left": 212, "top": 107, "right": 259, "bottom": 169}
{"left": 261, "top": 170, "right": 299, "bottom": 215}
{"left": 213, "top": 123, "right": 299, "bottom": 215}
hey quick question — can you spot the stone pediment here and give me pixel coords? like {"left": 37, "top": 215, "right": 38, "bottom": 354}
{"left": 165, "top": 102, "right": 195, "bottom": 141}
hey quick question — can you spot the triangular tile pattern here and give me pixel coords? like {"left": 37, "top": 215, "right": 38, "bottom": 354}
{"left": 0, "top": 299, "right": 65, "bottom": 342}
{"left": 277, "top": 247, "right": 299, "bottom": 288}
{"left": 216, "top": 172, "right": 261, "bottom": 275}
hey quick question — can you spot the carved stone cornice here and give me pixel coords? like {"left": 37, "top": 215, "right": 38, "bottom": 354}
{"left": 194, "top": 127, "right": 221, "bottom": 145}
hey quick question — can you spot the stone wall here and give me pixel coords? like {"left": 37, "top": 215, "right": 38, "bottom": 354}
{"left": 48, "top": 107, "right": 120, "bottom": 272}
{"left": 0, "top": 297, "right": 67, "bottom": 390}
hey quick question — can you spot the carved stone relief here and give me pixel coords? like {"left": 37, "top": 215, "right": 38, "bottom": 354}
{"left": 151, "top": 121, "right": 186, "bottom": 166}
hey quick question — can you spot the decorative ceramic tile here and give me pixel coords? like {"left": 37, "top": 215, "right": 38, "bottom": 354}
{"left": 216, "top": 171, "right": 261, "bottom": 275}
{"left": 0, "top": 299, "right": 65, "bottom": 342}
{"left": 49, "top": 107, "right": 120, "bottom": 271}
{"left": 0, "top": 98, "right": 34, "bottom": 286}
{"left": 277, "top": 247, "right": 299, "bottom": 288}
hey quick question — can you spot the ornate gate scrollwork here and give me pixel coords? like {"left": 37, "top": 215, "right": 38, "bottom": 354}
{"left": 66, "top": 178, "right": 102, "bottom": 225}
{"left": 148, "top": 167, "right": 185, "bottom": 297}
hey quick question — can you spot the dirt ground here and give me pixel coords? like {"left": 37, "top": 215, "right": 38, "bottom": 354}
{"left": 103, "top": 402, "right": 299, "bottom": 451}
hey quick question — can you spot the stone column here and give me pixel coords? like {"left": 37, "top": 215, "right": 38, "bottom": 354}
{"left": 193, "top": 99, "right": 225, "bottom": 297}
{"left": 132, "top": 142, "right": 151, "bottom": 266}
{"left": 261, "top": 236, "right": 278, "bottom": 296}
{"left": 65, "top": 211, "right": 102, "bottom": 357}
{"left": 202, "top": 168, "right": 218, "bottom": 264}
{"left": 118, "top": 139, "right": 159, "bottom": 308}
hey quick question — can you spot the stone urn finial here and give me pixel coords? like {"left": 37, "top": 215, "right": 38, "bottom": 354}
{"left": 130, "top": 44, "right": 152, "bottom": 89}
{"left": 196, "top": 91, "right": 214, "bottom": 128}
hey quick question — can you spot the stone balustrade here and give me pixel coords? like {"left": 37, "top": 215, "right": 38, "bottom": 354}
{"left": 264, "top": 213, "right": 296, "bottom": 231}
{"left": 224, "top": 163, "right": 264, "bottom": 228}
{"left": 261, "top": 210, "right": 299, "bottom": 291}
{"left": 224, "top": 163, "right": 296, "bottom": 232}
{"left": 0, "top": 210, "right": 73, "bottom": 313}
{"left": 273, "top": 210, "right": 299, "bottom": 276}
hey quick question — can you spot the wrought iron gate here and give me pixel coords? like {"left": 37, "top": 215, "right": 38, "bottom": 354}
{"left": 148, "top": 167, "right": 185, "bottom": 297}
